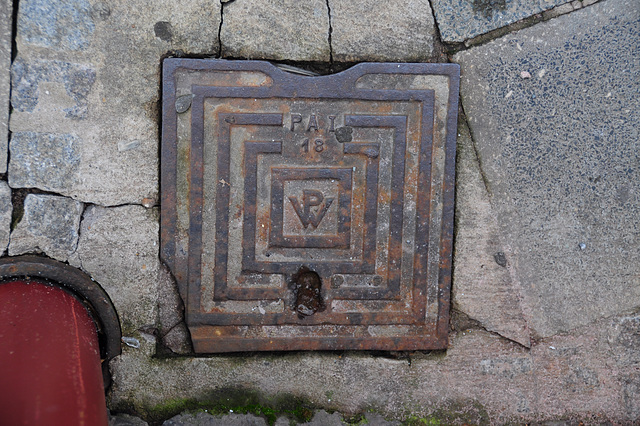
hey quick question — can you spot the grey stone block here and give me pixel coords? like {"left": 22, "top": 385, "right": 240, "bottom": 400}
{"left": 454, "top": 0, "right": 640, "bottom": 338}
{"left": 164, "top": 412, "right": 267, "bottom": 426}
{"left": 453, "top": 118, "right": 530, "bottom": 347}
{"left": 0, "top": 182, "right": 11, "bottom": 254}
{"left": 109, "top": 412, "right": 149, "bottom": 426}
{"left": 11, "top": 58, "right": 96, "bottom": 119}
{"left": 68, "top": 205, "right": 160, "bottom": 330}
{"left": 9, "top": 131, "right": 81, "bottom": 194}
{"left": 221, "top": 0, "right": 330, "bottom": 61}
{"left": 9, "top": 194, "right": 83, "bottom": 262}
{"left": 300, "top": 410, "right": 344, "bottom": 425}
{"left": 0, "top": 0, "right": 11, "bottom": 174}
{"left": 18, "top": 0, "right": 95, "bottom": 51}
{"left": 11, "top": 0, "right": 220, "bottom": 206}
{"left": 330, "top": 0, "right": 435, "bottom": 62}
{"left": 432, "top": 0, "right": 572, "bottom": 42}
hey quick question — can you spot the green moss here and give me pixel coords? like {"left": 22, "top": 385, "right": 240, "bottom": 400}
{"left": 124, "top": 387, "right": 315, "bottom": 426}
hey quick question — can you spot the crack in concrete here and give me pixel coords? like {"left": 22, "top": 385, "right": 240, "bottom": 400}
{"left": 452, "top": 308, "right": 531, "bottom": 350}
{"left": 217, "top": 0, "right": 237, "bottom": 58}
{"left": 69, "top": 201, "right": 90, "bottom": 270}
{"left": 454, "top": 110, "right": 534, "bottom": 347}
{"left": 326, "top": 0, "right": 333, "bottom": 64}
{"left": 459, "top": 107, "right": 492, "bottom": 197}
{"left": 217, "top": 0, "right": 225, "bottom": 57}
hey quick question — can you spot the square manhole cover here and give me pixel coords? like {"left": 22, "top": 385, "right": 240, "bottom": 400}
{"left": 161, "top": 59, "right": 459, "bottom": 352}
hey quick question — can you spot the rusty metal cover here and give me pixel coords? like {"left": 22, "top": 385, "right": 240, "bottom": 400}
{"left": 161, "top": 59, "right": 459, "bottom": 352}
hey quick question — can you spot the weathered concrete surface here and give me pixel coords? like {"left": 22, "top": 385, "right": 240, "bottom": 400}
{"left": 329, "top": 0, "right": 435, "bottom": 62}
{"left": 68, "top": 205, "right": 160, "bottom": 330}
{"left": 9, "top": 194, "right": 83, "bottom": 262}
{"left": 109, "top": 321, "right": 635, "bottom": 423}
{"left": 9, "top": 0, "right": 220, "bottom": 206}
{"left": 157, "top": 264, "right": 191, "bottom": 355}
{"left": 431, "top": 0, "right": 573, "bottom": 42}
{"left": 220, "top": 0, "right": 330, "bottom": 62}
{"left": 454, "top": 0, "right": 640, "bottom": 339}
{"left": 0, "top": 0, "right": 11, "bottom": 173}
{"left": 453, "top": 117, "right": 530, "bottom": 347}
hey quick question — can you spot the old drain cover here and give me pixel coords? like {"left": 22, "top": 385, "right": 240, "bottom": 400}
{"left": 161, "top": 59, "right": 459, "bottom": 352}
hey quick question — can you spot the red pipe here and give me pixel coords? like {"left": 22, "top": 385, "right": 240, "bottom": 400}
{"left": 0, "top": 280, "right": 108, "bottom": 426}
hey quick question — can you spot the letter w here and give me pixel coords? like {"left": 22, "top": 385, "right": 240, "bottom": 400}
{"left": 289, "top": 189, "right": 333, "bottom": 229}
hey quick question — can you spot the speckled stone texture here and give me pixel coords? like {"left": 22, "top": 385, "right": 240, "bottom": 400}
{"left": 0, "top": 0, "right": 11, "bottom": 173}
{"left": 330, "top": 0, "right": 435, "bottom": 62}
{"left": 10, "top": 0, "right": 220, "bottom": 206}
{"left": 8, "top": 194, "right": 83, "bottom": 262}
{"left": 432, "top": 0, "right": 573, "bottom": 42}
{"left": 220, "top": 0, "right": 330, "bottom": 61}
{"left": 0, "top": 182, "right": 11, "bottom": 254}
{"left": 454, "top": 0, "right": 640, "bottom": 338}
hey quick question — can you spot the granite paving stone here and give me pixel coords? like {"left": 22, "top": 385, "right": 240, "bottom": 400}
{"left": 221, "top": 0, "right": 330, "bottom": 62}
{"left": 10, "top": 0, "right": 220, "bottom": 206}
{"left": 8, "top": 194, "right": 83, "bottom": 262}
{"left": 0, "top": 182, "right": 11, "bottom": 254}
{"left": 9, "top": 132, "right": 82, "bottom": 195}
{"left": 454, "top": 0, "right": 640, "bottom": 338}
{"left": 330, "top": 0, "right": 435, "bottom": 62}
{"left": 431, "top": 0, "right": 573, "bottom": 42}
{"left": 0, "top": 0, "right": 12, "bottom": 173}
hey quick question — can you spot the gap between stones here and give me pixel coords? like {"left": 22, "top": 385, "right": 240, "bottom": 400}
{"left": 326, "top": 0, "right": 334, "bottom": 64}
{"left": 445, "top": 0, "right": 605, "bottom": 54}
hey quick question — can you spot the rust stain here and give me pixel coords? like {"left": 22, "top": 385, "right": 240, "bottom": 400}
{"left": 161, "top": 59, "right": 460, "bottom": 352}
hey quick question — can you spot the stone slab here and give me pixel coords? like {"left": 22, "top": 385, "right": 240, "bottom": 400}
{"left": 0, "top": 182, "right": 11, "bottom": 254}
{"left": 432, "top": 0, "right": 573, "bottom": 42}
{"left": 220, "top": 0, "right": 330, "bottom": 62}
{"left": 68, "top": 205, "right": 160, "bottom": 330}
{"left": 452, "top": 118, "right": 530, "bottom": 347}
{"left": 329, "top": 0, "right": 435, "bottom": 62}
{"left": 10, "top": 0, "right": 220, "bottom": 206}
{"left": 9, "top": 194, "right": 83, "bottom": 262}
{"left": 108, "top": 317, "right": 639, "bottom": 422}
{"left": 0, "top": 0, "right": 11, "bottom": 174}
{"left": 454, "top": 0, "right": 640, "bottom": 338}
{"left": 164, "top": 412, "right": 267, "bottom": 426}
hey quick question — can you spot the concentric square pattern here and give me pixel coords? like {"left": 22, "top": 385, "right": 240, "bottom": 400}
{"left": 161, "top": 60, "right": 459, "bottom": 352}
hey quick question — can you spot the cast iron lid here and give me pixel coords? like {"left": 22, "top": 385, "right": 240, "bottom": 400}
{"left": 161, "top": 59, "right": 459, "bottom": 352}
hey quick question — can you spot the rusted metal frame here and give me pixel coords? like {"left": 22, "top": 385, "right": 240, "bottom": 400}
{"left": 434, "top": 68, "right": 460, "bottom": 345}
{"left": 344, "top": 115, "right": 409, "bottom": 300}
{"left": 411, "top": 90, "right": 436, "bottom": 323}
{"left": 268, "top": 167, "right": 352, "bottom": 249}
{"left": 188, "top": 85, "right": 436, "bottom": 327}
{"left": 239, "top": 140, "right": 283, "bottom": 299}
{"left": 211, "top": 113, "right": 284, "bottom": 303}
{"left": 189, "top": 310, "right": 419, "bottom": 327}
{"left": 161, "top": 59, "right": 460, "bottom": 350}
{"left": 160, "top": 60, "right": 181, "bottom": 293}
{"left": 341, "top": 141, "right": 379, "bottom": 271}
{"left": 186, "top": 92, "right": 205, "bottom": 319}
{"left": 190, "top": 326, "right": 440, "bottom": 352}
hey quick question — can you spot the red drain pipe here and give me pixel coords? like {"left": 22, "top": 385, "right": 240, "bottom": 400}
{"left": 0, "top": 279, "right": 108, "bottom": 426}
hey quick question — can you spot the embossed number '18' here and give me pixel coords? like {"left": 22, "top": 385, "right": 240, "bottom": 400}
{"left": 301, "top": 138, "right": 325, "bottom": 153}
